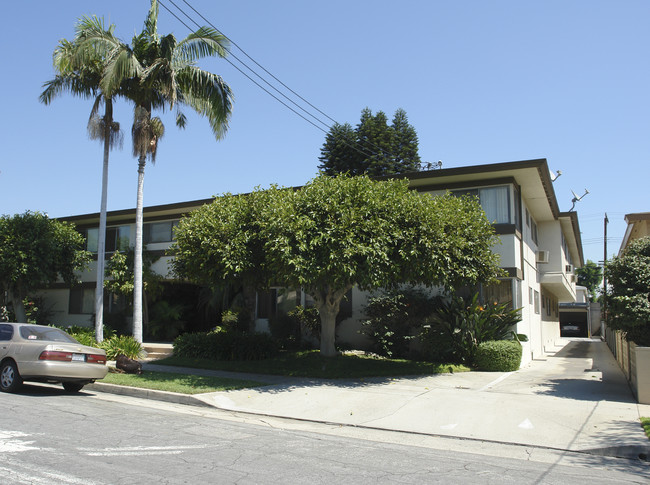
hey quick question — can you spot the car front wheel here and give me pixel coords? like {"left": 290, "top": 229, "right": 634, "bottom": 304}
{"left": 0, "top": 361, "right": 23, "bottom": 393}
{"left": 62, "top": 382, "right": 85, "bottom": 393}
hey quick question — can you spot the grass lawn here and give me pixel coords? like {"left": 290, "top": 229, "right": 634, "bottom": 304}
{"left": 149, "top": 350, "right": 469, "bottom": 379}
{"left": 101, "top": 370, "right": 263, "bottom": 394}
{"left": 642, "top": 417, "right": 650, "bottom": 440}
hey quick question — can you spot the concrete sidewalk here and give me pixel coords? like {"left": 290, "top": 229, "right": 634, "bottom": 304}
{"left": 90, "top": 338, "right": 650, "bottom": 462}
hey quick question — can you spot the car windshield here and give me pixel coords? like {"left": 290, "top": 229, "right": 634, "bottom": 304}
{"left": 19, "top": 326, "right": 78, "bottom": 343}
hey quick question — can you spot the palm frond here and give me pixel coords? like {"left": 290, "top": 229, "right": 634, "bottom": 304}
{"left": 160, "top": 34, "right": 177, "bottom": 61}
{"left": 176, "top": 66, "right": 233, "bottom": 140}
{"left": 102, "top": 46, "right": 142, "bottom": 97}
{"left": 88, "top": 94, "right": 104, "bottom": 121}
{"left": 141, "top": 58, "right": 178, "bottom": 108}
{"left": 39, "top": 75, "right": 95, "bottom": 104}
{"left": 175, "top": 26, "right": 229, "bottom": 64}
{"left": 73, "top": 17, "right": 123, "bottom": 66}
{"left": 175, "top": 109, "right": 187, "bottom": 129}
{"left": 144, "top": 0, "right": 160, "bottom": 43}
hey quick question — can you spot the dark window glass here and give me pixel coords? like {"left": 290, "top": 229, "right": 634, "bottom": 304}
{"left": 144, "top": 221, "right": 178, "bottom": 243}
{"left": 19, "top": 325, "right": 77, "bottom": 343}
{"left": 69, "top": 287, "right": 94, "bottom": 314}
{"left": 0, "top": 324, "right": 14, "bottom": 341}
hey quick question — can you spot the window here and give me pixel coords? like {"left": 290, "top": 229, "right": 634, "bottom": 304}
{"left": 144, "top": 220, "right": 179, "bottom": 243}
{"left": 534, "top": 290, "right": 540, "bottom": 314}
{"left": 480, "top": 186, "right": 510, "bottom": 224}
{"left": 452, "top": 186, "right": 511, "bottom": 224}
{"left": 69, "top": 287, "right": 95, "bottom": 314}
{"left": 84, "top": 228, "right": 99, "bottom": 252}
{"left": 19, "top": 325, "right": 77, "bottom": 343}
{"left": 0, "top": 324, "right": 13, "bottom": 341}
{"left": 531, "top": 219, "right": 538, "bottom": 245}
{"left": 483, "top": 279, "right": 514, "bottom": 307}
{"left": 81, "top": 225, "right": 130, "bottom": 253}
{"left": 106, "top": 226, "right": 131, "bottom": 252}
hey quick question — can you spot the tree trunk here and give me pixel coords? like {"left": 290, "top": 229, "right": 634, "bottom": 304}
{"left": 133, "top": 156, "right": 146, "bottom": 343}
{"left": 9, "top": 290, "right": 26, "bottom": 323}
{"left": 94, "top": 101, "right": 113, "bottom": 343}
{"left": 319, "top": 303, "right": 338, "bottom": 357}
{"left": 312, "top": 286, "right": 350, "bottom": 357}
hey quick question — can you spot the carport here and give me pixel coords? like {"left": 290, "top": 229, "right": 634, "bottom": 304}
{"left": 559, "top": 302, "right": 589, "bottom": 337}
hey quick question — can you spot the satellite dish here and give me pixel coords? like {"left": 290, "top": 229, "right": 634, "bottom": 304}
{"left": 569, "top": 188, "right": 589, "bottom": 211}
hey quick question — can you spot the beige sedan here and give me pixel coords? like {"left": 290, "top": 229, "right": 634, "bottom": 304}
{"left": 0, "top": 323, "right": 108, "bottom": 393}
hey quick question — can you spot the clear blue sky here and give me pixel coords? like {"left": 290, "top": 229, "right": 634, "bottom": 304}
{"left": 1, "top": 1, "right": 648, "bottom": 267}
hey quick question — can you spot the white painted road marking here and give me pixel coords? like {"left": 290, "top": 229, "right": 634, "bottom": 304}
{"left": 478, "top": 371, "right": 514, "bottom": 392}
{"left": 440, "top": 423, "right": 458, "bottom": 430}
{"left": 518, "top": 418, "right": 535, "bottom": 429}
{"left": 78, "top": 444, "right": 213, "bottom": 457}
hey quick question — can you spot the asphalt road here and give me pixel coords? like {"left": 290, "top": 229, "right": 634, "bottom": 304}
{"left": 1, "top": 383, "right": 648, "bottom": 484}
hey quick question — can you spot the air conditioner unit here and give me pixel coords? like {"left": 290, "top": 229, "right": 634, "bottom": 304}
{"left": 536, "top": 250, "right": 550, "bottom": 264}
{"left": 565, "top": 264, "right": 573, "bottom": 273}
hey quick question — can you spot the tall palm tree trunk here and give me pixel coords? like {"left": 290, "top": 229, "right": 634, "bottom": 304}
{"left": 133, "top": 155, "right": 146, "bottom": 343}
{"left": 93, "top": 101, "right": 114, "bottom": 343}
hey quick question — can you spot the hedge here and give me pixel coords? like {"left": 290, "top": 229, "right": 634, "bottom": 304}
{"left": 173, "top": 331, "right": 279, "bottom": 361}
{"left": 474, "top": 340, "right": 522, "bottom": 372}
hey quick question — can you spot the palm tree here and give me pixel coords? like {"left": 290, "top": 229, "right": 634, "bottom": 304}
{"left": 84, "top": 0, "right": 233, "bottom": 341}
{"left": 40, "top": 16, "right": 124, "bottom": 342}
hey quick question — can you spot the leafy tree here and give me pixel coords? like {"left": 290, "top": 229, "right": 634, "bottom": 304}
{"left": 0, "top": 212, "right": 90, "bottom": 322}
{"left": 605, "top": 236, "right": 650, "bottom": 346}
{"left": 40, "top": 16, "right": 124, "bottom": 342}
{"left": 173, "top": 175, "right": 502, "bottom": 357}
{"left": 104, "top": 248, "right": 163, "bottom": 334}
{"left": 79, "top": 0, "right": 234, "bottom": 342}
{"left": 575, "top": 259, "right": 603, "bottom": 301}
{"left": 318, "top": 108, "right": 421, "bottom": 176}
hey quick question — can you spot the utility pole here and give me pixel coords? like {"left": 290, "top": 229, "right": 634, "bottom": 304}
{"left": 602, "top": 213, "right": 608, "bottom": 334}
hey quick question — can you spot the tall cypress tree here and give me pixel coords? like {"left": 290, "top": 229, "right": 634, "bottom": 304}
{"left": 391, "top": 108, "right": 421, "bottom": 174}
{"left": 318, "top": 107, "right": 421, "bottom": 176}
{"left": 317, "top": 123, "right": 360, "bottom": 175}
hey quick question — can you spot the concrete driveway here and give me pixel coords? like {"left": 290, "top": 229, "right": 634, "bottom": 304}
{"left": 187, "top": 338, "right": 650, "bottom": 460}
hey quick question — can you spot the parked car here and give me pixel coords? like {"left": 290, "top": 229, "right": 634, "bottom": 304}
{"left": 560, "top": 322, "right": 584, "bottom": 337}
{"left": 0, "top": 323, "right": 108, "bottom": 393}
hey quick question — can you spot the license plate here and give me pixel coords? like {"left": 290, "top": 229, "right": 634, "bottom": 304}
{"left": 72, "top": 353, "right": 86, "bottom": 362}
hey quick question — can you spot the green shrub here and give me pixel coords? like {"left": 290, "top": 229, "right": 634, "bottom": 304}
{"left": 59, "top": 325, "right": 116, "bottom": 348}
{"left": 173, "top": 331, "right": 279, "bottom": 361}
{"left": 173, "top": 332, "right": 213, "bottom": 359}
{"left": 474, "top": 340, "right": 522, "bottom": 372}
{"left": 289, "top": 306, "right": 321, "bottom": 344}
{"left": 269, "top": 312, "right": 301, "bottom": 349}
{"left": 362, "top": 288, "right": 435, "bottom": 359}
{"left": 605, "top": 236, "right": 650, "bottom": 346}
{"left": 220, "top": 307, "right": 251, "bottom": 334}
{"left": 100, "top": 335, "right": 144, "bottom": 360}
{"left": 69, "top": 330, "right": 97, "bottom": 347}
{"left": 428, "top": 293, "right": 522, "bottom": 365}
{"left": 148, "top": 301, "right": 187, "bottom": 341}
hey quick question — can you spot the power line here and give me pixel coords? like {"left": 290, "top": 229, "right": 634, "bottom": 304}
{"left": 158, "top": 0, "right": 400, "bottom": 163}
{"left": 157, "top": 1, "right": 335, "bottom": 137}
{"left": 180, "top": 0, "right": 339, "bottom": 127}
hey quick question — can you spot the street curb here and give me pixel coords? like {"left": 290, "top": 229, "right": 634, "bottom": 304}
{"left": 86, "top": 382, "right": 214, "bottom": 408}
{"left": 87, "top": 382, "right": 650, "bottom": 463}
